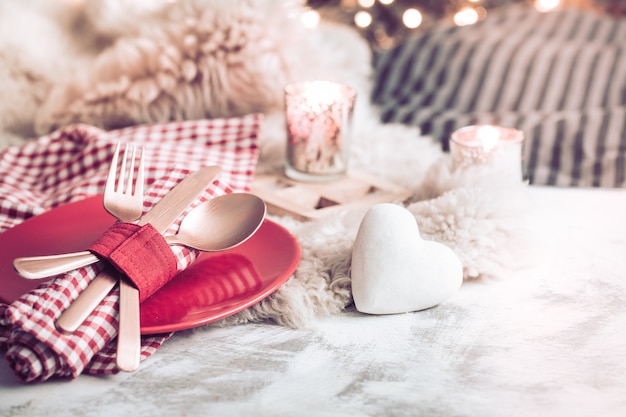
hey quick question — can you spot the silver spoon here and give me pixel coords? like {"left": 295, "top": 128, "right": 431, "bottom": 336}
{"left": 55, "top": 193, "right": 267, "bottom": 333}
{"left": 165, "top": 193, "right": 266, "bottom": 251}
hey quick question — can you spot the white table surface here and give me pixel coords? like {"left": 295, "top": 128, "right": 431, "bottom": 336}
{"left": 1, "top": 185, "right": 626, "bottom": 417}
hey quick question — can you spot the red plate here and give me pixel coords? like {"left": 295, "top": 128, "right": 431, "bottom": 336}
{"left": 0, "top": 196, "right": 301, "bottom": 334}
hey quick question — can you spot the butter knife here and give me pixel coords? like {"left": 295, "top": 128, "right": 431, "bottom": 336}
{"left": 55, "top": 166, "right": 222, "bottom": 333}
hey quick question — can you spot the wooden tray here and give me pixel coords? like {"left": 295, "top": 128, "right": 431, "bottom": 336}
{"left": 251, "top": 171, "right": 412, "bottom": 221}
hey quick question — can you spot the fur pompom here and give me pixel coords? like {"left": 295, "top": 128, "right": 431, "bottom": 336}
{"left": 32, "top": 0, "right": 371, "bottom": 136}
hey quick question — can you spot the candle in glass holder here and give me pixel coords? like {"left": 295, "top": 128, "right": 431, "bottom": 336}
{"left": 284, "top": 80, "right": 356, "bottom": 182}
{"left": 450, "top": 125, "right": 525, "bottom": 181}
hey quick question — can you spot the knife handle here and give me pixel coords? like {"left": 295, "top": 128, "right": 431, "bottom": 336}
{"left": 117, "top": 278, "right": 141, "bottom": 372}
{"left": 56, "top": 271, "right": 118, "bottom": 333}
{"left": 13, "top": 251, "right": 99, "bottom": 279}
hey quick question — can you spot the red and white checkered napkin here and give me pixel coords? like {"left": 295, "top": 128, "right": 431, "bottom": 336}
{"left": 0, "top": 115, "right": 261, "bottom": 382}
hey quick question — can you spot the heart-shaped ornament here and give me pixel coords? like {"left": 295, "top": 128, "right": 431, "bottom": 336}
{"left": 351, "top": 203, "right": 463, "bottom": 315}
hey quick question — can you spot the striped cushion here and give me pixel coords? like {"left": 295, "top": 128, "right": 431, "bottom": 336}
{"left": 372, "top": 4, "right": 626, "bottom": 187}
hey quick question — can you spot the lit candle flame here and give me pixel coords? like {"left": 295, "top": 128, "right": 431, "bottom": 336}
{"left": 476, "top": 125, "right": 500, "bottom": 152}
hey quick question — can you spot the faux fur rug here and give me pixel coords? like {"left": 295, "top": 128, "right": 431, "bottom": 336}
{"left": 0, "top": 0, "right": 536, "bottom": 328}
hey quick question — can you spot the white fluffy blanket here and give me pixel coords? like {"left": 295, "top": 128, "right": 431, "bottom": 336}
{"left": 0, "top": 0, "right": 535, "bottom": 327}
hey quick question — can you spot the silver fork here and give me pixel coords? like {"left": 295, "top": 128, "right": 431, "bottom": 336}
{"left": 56, "top": 143, "right": 144, "bottom": 371}
{"left": 106, "top": 144, "right": 144, "bottom": 372}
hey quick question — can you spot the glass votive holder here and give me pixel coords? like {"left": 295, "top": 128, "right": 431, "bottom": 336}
{"left": 284, "top": 80, "right": 357, "bottom": 182}
{"left": 450, "top": 125, "right": 525, "bottom": 181}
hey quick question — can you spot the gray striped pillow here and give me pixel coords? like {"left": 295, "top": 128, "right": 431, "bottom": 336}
{"left": 372, "top": 3, "right": 626, "bottom": 187}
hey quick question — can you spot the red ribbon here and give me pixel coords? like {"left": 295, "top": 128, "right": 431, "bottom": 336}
{"left": 88, "top": 223, "right": 178, "bottom": 302}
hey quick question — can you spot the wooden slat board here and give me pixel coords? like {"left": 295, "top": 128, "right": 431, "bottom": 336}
{"left": 251, "top": 172, "right": 412, "bottom": 221}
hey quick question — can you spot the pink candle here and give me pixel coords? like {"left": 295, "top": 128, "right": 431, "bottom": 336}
{"left": 284, "top": 80, "right": 356, "bottom": 182}
{"left": 450, "top": 125, "right": 524, "bottom": 181}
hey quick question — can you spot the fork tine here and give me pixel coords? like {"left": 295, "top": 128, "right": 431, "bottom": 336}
{"left": 125, "top": 144, "right": 136, "bottom": 195}
{"left": 136, "top": 147, "right": 145, "bottom": 199}
{"left": 105, "top": 142, "right": 121, "bottom": 198}
{"left": 119, "top": 143, "right": 129, "bottom": 194}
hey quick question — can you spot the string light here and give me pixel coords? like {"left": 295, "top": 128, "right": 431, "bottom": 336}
{"left": 358, "top": 0, "right": 376, "bottom": 8}
{"left": 535, "top": 0, "right": 561, "bottom": 12}
{"left": 354, "top": 10, "right": 373, "bottom": 27}
{"left": 402, "top": 8, "right": 423, "bottom": 29}
{"left": 309, "top": 0, "right": 585, "bottom": 51}
{"left": 301, "top": 8, "right": 321, "bottom": 28}
{"left": 453, "top": 6, "right": 480, "bottom": 26}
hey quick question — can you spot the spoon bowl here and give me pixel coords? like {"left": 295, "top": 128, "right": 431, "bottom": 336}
{"left": 166, "top": 193, "right": 267, "bottom": 251}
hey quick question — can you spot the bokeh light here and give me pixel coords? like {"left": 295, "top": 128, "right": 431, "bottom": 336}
{"left": 402, "top": 8, "right": 423, "bottom": 29}
{"left": 301, "top": 9, "right": 320, "bottom": 28}
{"left": 454, "top": 6, "right": 479, "bottom": 26}
{"left": 355, "top": 10, "right": 373, "bottom": 28}
{"left": 535, "top": 0, "right": 561, "bottom": 12}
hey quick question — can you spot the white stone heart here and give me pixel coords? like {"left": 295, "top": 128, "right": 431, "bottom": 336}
{"left": 351, "top": 203, "right": 463, "bottom": 315}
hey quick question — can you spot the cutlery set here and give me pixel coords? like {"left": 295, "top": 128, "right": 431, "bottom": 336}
{"left": 12, "top": 142, "right": 266, "bottom": 372}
